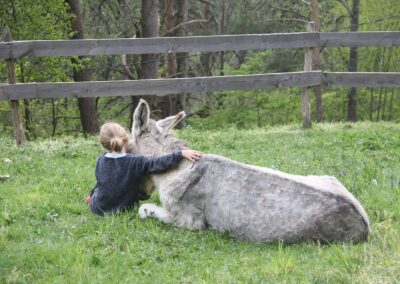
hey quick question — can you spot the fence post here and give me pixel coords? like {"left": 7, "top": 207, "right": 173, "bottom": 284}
{"left": 3, "top": 28, "right": 26, "bottom": 146}
{"left": 302, "top": 22, "right": 313, "bottom": 129}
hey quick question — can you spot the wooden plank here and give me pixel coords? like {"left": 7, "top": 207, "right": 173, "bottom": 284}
{"left": 2, "top": 72, "right": 399, "bottom": 101}
{"left": 323, "top": 72, "right": 400, "bottom": 88}
{"left": 0, "top": 33, "right": 320, "bottom": 59}
{"left": 320, "top": 32, "right": 400, "bottom": 47}
{"left": 1, "top": 32, "right": 400, "bottom": 59}
{"left": 0, "top": 72, "right": 322, "bottom": 101}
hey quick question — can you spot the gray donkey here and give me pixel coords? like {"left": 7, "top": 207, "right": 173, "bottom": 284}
{"left": 128, "top": 99, "right": 370, "bottom": 243}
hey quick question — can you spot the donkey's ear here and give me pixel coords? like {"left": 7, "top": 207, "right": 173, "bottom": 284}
{"left": 156, "top": 111, "right": 186, "bottom": 132}
{"left": 132, "top": 99, "right": 150, "bottom": 136}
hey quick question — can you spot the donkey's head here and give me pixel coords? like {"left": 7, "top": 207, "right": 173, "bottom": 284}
{"left": 128, "top": 99, "right": 188, "bottom": 156}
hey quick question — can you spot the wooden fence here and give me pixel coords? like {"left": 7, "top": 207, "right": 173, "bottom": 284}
{"left": 1, "top": 30, "right": 400, "bottom": 144}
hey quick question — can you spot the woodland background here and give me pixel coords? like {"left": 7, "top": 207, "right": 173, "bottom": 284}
{"left": 1, "top": 0, "right": 400, "bottom": 138}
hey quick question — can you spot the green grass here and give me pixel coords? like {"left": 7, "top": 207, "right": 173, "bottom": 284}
{"left": 1, "top": 122, "right": 400, "bottom": 283}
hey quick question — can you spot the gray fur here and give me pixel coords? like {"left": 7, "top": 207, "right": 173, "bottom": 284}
{"left": 130, "top": 99, "right": 370, "bottom": 243}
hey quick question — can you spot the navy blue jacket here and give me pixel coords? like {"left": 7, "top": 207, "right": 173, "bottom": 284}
{"left": 89, "top": 151, "right": 183, "bottom": 216}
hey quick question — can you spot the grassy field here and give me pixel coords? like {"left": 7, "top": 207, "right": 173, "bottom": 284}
{"left": 1, "top": 122, "right": 399, "bottom": 283}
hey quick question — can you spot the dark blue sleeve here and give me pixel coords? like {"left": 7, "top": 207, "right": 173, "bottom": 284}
{"left": 90, "top": 156, "right": 102, "bottom": 196}
{"left": 139, "top": 151, "right": 183, "bottom": 174}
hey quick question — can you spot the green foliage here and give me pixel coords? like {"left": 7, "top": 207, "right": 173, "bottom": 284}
{"left": 0, "top": 0, "right": 71, "bottom": 40}
{"left": 1, "top": 123, "right": 400, "bottom": 282}
{"left": 227, "top": 50, "right": 304, "bottom": 74}
{"left": 0, "top": 0, "right": 73, "bottom": 83}
{"left": 188, "top": 89, "right": 302, "bottom": 129}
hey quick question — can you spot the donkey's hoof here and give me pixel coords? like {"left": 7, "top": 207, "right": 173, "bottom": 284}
{"left": 139, "top": 204, "right": 156, "bottom": 219}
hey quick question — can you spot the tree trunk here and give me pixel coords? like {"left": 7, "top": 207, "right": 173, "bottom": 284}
{"left": 141, "top": 0, "right": 160, "bottom": 79}
{"left": 381, "top": 48, "right": 392, "bottom": 120}
{"left": 218, "top": 0, "right": 226, "bottom": 76}
{"left": 200, "top": 0, "right": 212, "bottom": 76}
{"left": 200, "top": 0, "right": 212, "bottom": 77}
{"left": 66, "top": 0, "right": 99, "bottom": 135}
{"left": 388, "top": 90, "right": 395, "bottom": 121}
{"left": 377, "top": 88, "right": 383, "bottom": 121}
{"left": 51, "top": 99, "right": 57, "bottom": 136}
{"left": 175, "top": 0, "right": 189, "bottom": 119}
{"left": 311, "top": 0, "right": 323, "bottom": 122}
{"left": 346, "top": 0, "right": 360, "bottom": 122}
{"left": 166, "top": 0, "right": 177, "bottom": 115}
{"left": 369, "top": 88, "right": 374, "bottom": 121}
{"left": 131, "top": 0, "right": 161, "bottom": 120}
{"left": 302, "top": 23, "right": 313, "bottom": 129}
{"left": 19, "top": 61, "right": 35, "bottom": 139}
{"left": 381, "top": 88, "right": 388, "bottom": 120}
{"left": 23, "top": 99, "right": 34, "bottom": 139}
{"left": 369, "top": 48, "right": 381, "bottom": 121}
{"left": 376, "top": 47, "right": 387, "bottom": 121}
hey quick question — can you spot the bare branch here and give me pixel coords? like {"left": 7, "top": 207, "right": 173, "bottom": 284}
{"left": 162, "top": 19, "right": 209, "bottom": 36}
{"left": 110, "top": 102, "right": 133, "bottom": 119}
{"left": 99, "top": 96, "right": 124, "bottom": 114}
{"left": 55, "top": 116, "right": 80, "bottom": 121}
{"left": 264, "top": 17, "right": 310, "bottom": 24}
{"left": 121, "top": 54, "right": 135, "bottom": 79}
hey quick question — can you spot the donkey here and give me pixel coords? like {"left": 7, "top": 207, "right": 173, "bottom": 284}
{"left": 128, "top": 99, "right": 370, "bottom": 243}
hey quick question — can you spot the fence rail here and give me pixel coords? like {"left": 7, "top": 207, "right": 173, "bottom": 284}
{"left": 1, "top": 72, "right": 399, "bottom": 101}
{"left": 1, "top": 32, "right": 400, "bottom": 59}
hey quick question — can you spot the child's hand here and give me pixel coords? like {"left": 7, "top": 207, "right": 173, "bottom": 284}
{"left": 182, "top": 150, "right": 203, "bottom": 163}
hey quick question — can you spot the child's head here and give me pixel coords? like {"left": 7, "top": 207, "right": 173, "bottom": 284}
{"left": 99, "top": 122, "right": 129, "bottom": 152}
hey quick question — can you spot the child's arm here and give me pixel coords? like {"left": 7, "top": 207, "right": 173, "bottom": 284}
{"left": 140, "top": 150, "right": 203, "bottom": 174}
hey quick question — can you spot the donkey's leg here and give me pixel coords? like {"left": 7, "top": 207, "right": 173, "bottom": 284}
{"left": 138, "top": 203, "right": 173, "bottom": 224}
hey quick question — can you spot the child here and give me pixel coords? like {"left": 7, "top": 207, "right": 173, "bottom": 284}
{"left": 87, "top": 122, "right": 202, "bottom": 216}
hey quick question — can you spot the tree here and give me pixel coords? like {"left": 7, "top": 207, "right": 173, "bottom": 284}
{"left": 129, "top": 0, "right": 161, "bottom": 121}
{"left": 140, "top": 0, "right": 160, "bottom": 80}
{"left": 199, "top": 0, "right": 212, "bottom": 76}
{"left": 65, "top": 0, "right": 99, "bottom": 135}
{"left": 347, "top": 0, "right": 360, "bottom": 122}
{"left": 166, "top": 0, "right": 177, "bottom": 115}
{"left": 217, "top": 0, "right": 227, "bottom": 76}
{"left": 311, "top": 0, "right": 323, "bottom": 122}
{"left": 175, "top": 0, "right": 189, "bottom": 117}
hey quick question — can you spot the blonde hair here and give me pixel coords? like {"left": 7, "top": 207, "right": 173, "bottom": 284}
{"left": 99, "top": 122, "right": 129, "bottom": 152}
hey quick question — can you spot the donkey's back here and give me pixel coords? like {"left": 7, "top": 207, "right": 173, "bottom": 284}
{"left": 178, "top": 154, "right": 370, "bottom": 243}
